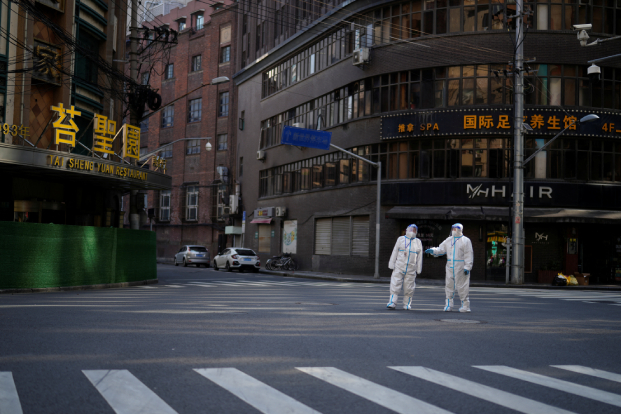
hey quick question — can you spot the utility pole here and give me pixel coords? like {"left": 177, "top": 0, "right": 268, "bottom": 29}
{"left": 511, "top": 0, "right": 525, "bottom": 284}
{"left": 129, "top": 0, "right": 140, "bottom": 229}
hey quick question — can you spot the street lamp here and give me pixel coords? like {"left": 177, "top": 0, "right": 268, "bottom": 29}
{"left": 511, "top": 113, "right": 599, "bottom": 284}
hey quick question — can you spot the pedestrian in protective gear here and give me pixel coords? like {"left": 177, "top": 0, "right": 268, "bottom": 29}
{"left": 387, "top": 224, "right": 423, "bottom": 310}
{"left": 425, "top": 223, "right": 473, "bottom": 312}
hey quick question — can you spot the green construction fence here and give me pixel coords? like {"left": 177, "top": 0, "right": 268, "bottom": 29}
{"left": 0, "top": 221, "right": 156, "bottom": 289}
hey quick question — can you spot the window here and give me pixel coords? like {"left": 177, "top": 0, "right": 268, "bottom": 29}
{"left": 161, "top": 146, "right": 173, "bottom": 159}
{"left": 178, "top": 19, "right": 186, "bottom": 31}
{"left": 219, "top": 92, "right": 229, "bottom": 116}
{"left": 195, "top": 13, "right": 204, "bottom": 30}
{"left": 165, "top": 64, "right": 174, "bottom": 79}
{"left": 186, "top": 139, "right": 200, "bottom": 155}
{"left": 239, "top": 157, "right": 243, "bottom": 177}
{"left": 159, "top": 190, "right": 171, "bottom": 221}
{"left": 161, "top": 106, "right": 174, "bottom": 128}
{"left": 185, "top": 186, "right": 198, "bottom": 221}
{"left": 139, "top": 113, "right": 149, "bottom": 134}
{"left": 217, "top": 133, "right": 228, "bottom": 150}
{"left": 141, "top": 72, "right": 149, "bottom": 85}
{"left": 191, "top": 55, "right": 202, "bottom": 72}
{"left": 314, "top": 216, "right": 369, "bottom": 256}
{"left": 139, "top": 147, "right": 148, "bottom": 160}
{"left": 188, "top": 98, "right": 202, "bottom": 123}
{"left": 221, "top": 46, "right": 231, "bottom": 63}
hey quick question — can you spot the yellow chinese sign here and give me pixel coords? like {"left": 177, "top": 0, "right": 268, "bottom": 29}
{"left": 152, "top": 156, "right": 167, "bottom": 173}
{"left": 2, "top": 123, "right": 29, "bottom": 138}
{"left": 122, "top": 124, "right": 140, "bottom": 159}
{"left": 93, "top": 114, "right": 117, "bottom": 155}
{"left": 46, "top": 154, "right": 148, "bottom": 181}
{"left": 51, "top": 103, "right": 81, "bottom": 146}
{"left": 33, "top": 41, "right": 62, "bottom": 84}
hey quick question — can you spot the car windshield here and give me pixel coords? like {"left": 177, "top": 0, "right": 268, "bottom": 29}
{"left": 235, "top": 249, "right": 255, "bottom": 256}
{"left": 190, "top": 247, "right": 207, "bottom": 252}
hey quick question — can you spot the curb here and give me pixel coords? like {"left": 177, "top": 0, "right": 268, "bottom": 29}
{"left": 0, "top": 279, "right": 159, "bottom": 294}
{"left": 259, "top": 270, "right": 621, "bottom": 291}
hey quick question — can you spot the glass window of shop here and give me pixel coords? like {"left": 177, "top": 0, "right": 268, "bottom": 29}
{"left": 258, "top": 139, "right": 621, "bottom": 198}
{"left": 486, "top": 223, "right": 509, "bottom": 281}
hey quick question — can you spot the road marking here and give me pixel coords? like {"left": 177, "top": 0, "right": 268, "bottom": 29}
{"left": 552, "top": 366, "right": 621, "bottom": 384}
{"left": 475, "top": 366, "right": 621, "bottom": 408}
{"left": 390, "top": 366, "right": 574, "bottom": 414}
{"left": 297, "top": 367, "right": 452, "bottom": 414}
{"left": 135, "top": 286, "right": 156, "bottom": 289}
{"left": 83, "top": 370, "right": 178, "bottom": 414}
{"left": 0, "top": 372, "right": 23, "bottom": 414}
{"left": 195, "top": 368, "right": 320, "bottom": 414}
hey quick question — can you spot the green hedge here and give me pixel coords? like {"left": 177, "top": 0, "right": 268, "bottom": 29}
{"left": 0, "top": 222, "right": 156, "bottom": 289}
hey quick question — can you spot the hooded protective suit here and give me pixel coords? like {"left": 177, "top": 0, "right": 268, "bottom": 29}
{"left": 426, "top": 223, "right": 473, "bottom": 312}
{"left": 387, "top": 224, "right": 423, "bottom": 310}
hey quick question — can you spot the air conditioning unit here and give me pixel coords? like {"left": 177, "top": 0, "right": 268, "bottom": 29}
{"left": 275, "top": 207, "right": 287, "bottom": 217}
{"left": 223, "top": 206, "right": 232, "bottom": 215}
{"left": 256, "top": 150, "right": 266, "bottom": 161}
{"left": 353, "top": 47, "right": 369, "bottom": 66}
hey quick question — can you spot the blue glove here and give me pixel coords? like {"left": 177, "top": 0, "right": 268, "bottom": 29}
{"left": 464, "top": 269, "right": 470, "bottom": 275}
{"left": 425, "top": 249, "right": 434, "bottom": 254}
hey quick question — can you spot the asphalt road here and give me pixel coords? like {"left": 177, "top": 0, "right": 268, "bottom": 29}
{"left": 1, "top": 264, "right": 620, "bottom": 414}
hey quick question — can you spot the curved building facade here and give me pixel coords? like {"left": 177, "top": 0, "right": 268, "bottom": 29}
{"left": 234, "top": 0, "right": 621, "bottom": 283}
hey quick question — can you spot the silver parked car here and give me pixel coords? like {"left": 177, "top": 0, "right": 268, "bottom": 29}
{"left": 213, "top": 248, "right": 261, "bottom": 272}
{"left": 174, "top": 245, "right": 210, "bottom": 267}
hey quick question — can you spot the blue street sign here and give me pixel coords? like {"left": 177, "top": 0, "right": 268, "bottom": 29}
{"left": 281, "top": 126, "right": 332, "bottom": 150}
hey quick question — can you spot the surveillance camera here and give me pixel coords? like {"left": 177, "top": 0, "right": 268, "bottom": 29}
{"left": 577, "top": 29, "right": 590, "bottom": 46}
{"left": 205, "top": 141, "right": 212, "bottom": 151}
{"left": 573, "top": 24, "right": 592, "bottom": 30}
{"left": 588, "top": 63, "right": 601, "bottom": 82}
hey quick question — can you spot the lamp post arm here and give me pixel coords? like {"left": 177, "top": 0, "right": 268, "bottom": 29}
{"left": 523, "top": 120, "right": 575, "bottom": 166}
{"left": 329, "top": 143, "right": 378, "bottom": 167}
{"left": 138, "top": 137, "right": 211, "bottom": 162}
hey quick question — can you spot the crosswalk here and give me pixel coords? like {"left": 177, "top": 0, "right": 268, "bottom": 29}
{"left": 2, "top": 365, "right": 620, "bottom": 413}
{"left": 135, "top": 280, "right": 373, "bottom": 289}
{"left": 472, "top": 287, "right": 621, "bottom": 306}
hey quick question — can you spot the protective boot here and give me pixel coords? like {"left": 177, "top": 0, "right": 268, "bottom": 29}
{"left": 459, "top": 299, "right": 471, "bottom": 313}
{"left": 443, "top": 298, "right": 453, "bottom": 312}
{"left": 403, "top": 296, "right": 413, "bottom": 310}
{"left": 387, "top": 294, "right": 398, "bottom": 309}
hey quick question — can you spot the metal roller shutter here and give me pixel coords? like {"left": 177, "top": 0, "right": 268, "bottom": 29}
{"left": 314, "top": 218, "right": 332, "bottom": 255}
{"left": 331, "top": 217, "right": 351, "bottom": 255}
{"left": 258, "top": 224, "right": 271, "bottom": 253}
{"left": 352, "top": 216, "right": 370, "bottom": 256}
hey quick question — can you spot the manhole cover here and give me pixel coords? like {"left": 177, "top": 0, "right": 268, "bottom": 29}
{"left": 439, "top": 319, "right": 481, "bottom": 324}
{"left": 295, "top": 302, "right": 336, "bottom": 306}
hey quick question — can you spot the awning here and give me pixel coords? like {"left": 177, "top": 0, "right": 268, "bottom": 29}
{"left": 386, "top": 206, "right": 621, "bottom": 223}
{"left": 250, "top": 218, "right": 272, "bottom": 224}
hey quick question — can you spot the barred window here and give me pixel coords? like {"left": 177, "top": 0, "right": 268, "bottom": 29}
{"left": 219, "top": 92, "right": 229, "bottom": 117}
{"left": 186, "top": 139, "right": 200, "bottom": 155}
{"left": 217, "top": 133, "right": 228, "bottom": 150}
{"left": 191, "top": 55, "right": 202, "bottom": 72}
{"left": 161, "top": 106, "right": 174, "bottom": 128}
{"left": 165, "top": 64, "right": 174, "bottom": 79}
{"left": 185, "top": 186, "right": 198, "bottom": 221}
{"left": 159, "top": 190, "right": 171, "bottom": 221}
{"left": 160, "top": 146, "right": 173, "bottom": 159}
{"left": 221, "top": 46, "right": 231, "bottom": 63}
{"left": 188, "top": 98, "right": 202, "bottom": 123}
{"left": 195, "top": 13, "right": 204, "bottom": 30}
{"left": 141, "top": 72, "right": 149, "bottom": 85}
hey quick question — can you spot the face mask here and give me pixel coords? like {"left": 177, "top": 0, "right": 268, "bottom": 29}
{"left": 406, "top": 230, "right": 416, "bottom": 238}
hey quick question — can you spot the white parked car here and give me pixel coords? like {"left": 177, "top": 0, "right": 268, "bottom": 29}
{"left": 174, "top": 245, "right": 210, "bottom": 267}
{"left": 213, "top": 248, "right": 261, "bottom": 272}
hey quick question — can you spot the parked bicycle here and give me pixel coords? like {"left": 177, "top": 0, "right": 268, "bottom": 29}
{"left": 265, "top": 252, "right": 297, "bottom": 271}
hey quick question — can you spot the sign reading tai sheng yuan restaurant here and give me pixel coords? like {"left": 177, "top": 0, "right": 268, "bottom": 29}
{"left": 381, "top": 108, "right": 615, "bottom": 139}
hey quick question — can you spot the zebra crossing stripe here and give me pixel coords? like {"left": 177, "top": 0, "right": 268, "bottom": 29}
{"left": 475, "top": 366, "right": 621, "bottom": 408}
{"left": 83, "top": 370, "right": 178, "bottom": 414}
{"left": 297, "top": 367, "right": 452, "bottom": 414}
{"left": 0, "top": 372, "right": 23, "bottom": 414}
{"left": 389, "top": 366, "right": 575, "bottom": 414}
{"left": 551, "top": 366, "right": 621, "bottom": 384}
{"left": 194, "top": 368, "right": 320, "bottom": 414}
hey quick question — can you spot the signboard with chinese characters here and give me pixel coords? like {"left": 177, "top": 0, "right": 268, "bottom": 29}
{"left": 122, "top": 124, "right": 140, "bottom": 159}
{"left": 281, "top": 125, "right": 331, "bottom": 150}
{"left": 32, "top": 40, "right": 62, "bottom": 85}
{"left": 381, "top": 108, "right": 615, "bottom": 139}
{"left": 93, "top": 114, "right": 117, "bottom": 155}
{"left": 51, "top": 103, "right": 81, "bottom": 146}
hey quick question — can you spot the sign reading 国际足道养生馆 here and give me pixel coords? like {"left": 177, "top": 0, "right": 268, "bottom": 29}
{"left": 281, "top": 126, "right": 332, "bottom": 150}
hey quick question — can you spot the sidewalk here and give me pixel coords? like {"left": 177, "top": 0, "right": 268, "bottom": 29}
{"left": 259, "top": 269, "right": 621, "bottom": 291}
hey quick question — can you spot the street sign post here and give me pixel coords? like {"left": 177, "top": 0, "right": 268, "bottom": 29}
{"left": 281, "top": 126, "right": 332, "bottom": 150}
{"left": 281, "top": 126, "right": 382, "bottom": 279}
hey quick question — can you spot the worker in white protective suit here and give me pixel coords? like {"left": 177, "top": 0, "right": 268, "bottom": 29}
{"left": 425, "top": 223, "right": 474, "bottom": 312}
{"left": 387, "top": 224, "right": 423, "bottom": 310}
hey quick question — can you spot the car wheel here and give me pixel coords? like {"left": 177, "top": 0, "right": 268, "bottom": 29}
{"left": 252, "top": 268, "right": 259, "bottom": 273}
{"left": 213, "top": 260, "right": 219, "bottom": 270}
{"left": 174, "top": 257, "right": 178, "bottom": 266}
{"left": 226, "top": 262, "right": 232, "bottom": 272}
{"left": 196, "top": 263, "right": 201, "bottom": 268}
{"left": 183, "top": 258, "right": 188, "bottom": 267}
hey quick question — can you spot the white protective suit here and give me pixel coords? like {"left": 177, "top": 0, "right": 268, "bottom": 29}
{"left": 388, "top": 233, "right": 423, "bottom": 310}
{"left": 427, "top": 224, "right": 474, "bottom": 312}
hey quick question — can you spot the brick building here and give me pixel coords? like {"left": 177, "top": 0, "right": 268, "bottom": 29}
{"left": 133, "top": 0, "right": 239, "bottom": 262}
{"left": 234, "top": 0, "right": 621, "bottom": 283}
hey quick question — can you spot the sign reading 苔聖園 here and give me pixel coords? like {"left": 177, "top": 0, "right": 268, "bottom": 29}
{"left": 381, "top": 108, "right": 615, "bottom": 139}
